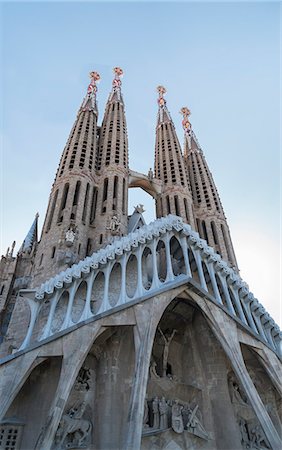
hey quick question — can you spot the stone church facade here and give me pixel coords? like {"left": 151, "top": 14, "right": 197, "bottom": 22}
{"left": 0, "top": 68, "right": 281, "bottom": 450}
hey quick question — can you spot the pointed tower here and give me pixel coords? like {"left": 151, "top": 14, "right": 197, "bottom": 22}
{"left": 181, "top": 107, "right": 238, "bottom": 270}
{"left": 32, "top": 72, "right": 101, "bottom": 285}
{"left": 154, "top": 87, "right": 195, "bottom": 227}
{"left": 93, "top": 67, "right": 129, "bottom": 248}
{"left": 18, "top": 213, "right": 39, "bottom": 255}
{"left": 0, "top": 214, "right": 39, "bottom": 343}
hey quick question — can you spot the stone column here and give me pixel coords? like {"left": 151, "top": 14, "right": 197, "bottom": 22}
{"left": 124, "top": 286, "right": 186, "bottom": 450}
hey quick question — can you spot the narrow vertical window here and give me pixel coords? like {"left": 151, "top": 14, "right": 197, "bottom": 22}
{"left": 202, "top": 220, "right": 209, "bottom": 244}
{"left": 46, "top": 189, "right": 58, "bottom": 231}
{"left": 113, "top": 176, "right": 118, "bottom": 211}
{"left": 71, "top": 181, "right": 81, "bottom": 220}
{"left": 72, "top": 181, "right": 81, "bottom": 206}
{"left": 57, "top": 183, "right": 69, "bottom": 223}
{"left": 221, "top": 224, "right": 233, "bottom": 262}
{"left": 90, "top": 186, "right": 98, "bottom": 225}
{"left": 166, "top": 196, "right": 171, "bottom": 214}
{"left": 51, "top": 246, "right": 56, "bottom": 259}
{"left": 39, "top": 253, "right": 44, "bottom": 266}
{"left": 86, "top": 238, "right": 92, "bottom": 256}
{"left": 122, "top": 178, "right": 126, "bottom": 214}
{"left": 184, "top": 198, "right": 189, "bottom": 223}
{"left": 0, "top": 285, "right": 4, "bottom": 295}
{"left": 82, "top": 183, "right": 90, "bottom": 223}
{"left": 102, "top": 178, "right": 108, "bottom": 213}
{"left": 99, "top": 234, "right": 103, "bottom": 244}
{"left": 174, "top": 196, "right": 180, "bottom": 216}
{"left": 211, "top": 221, "right": 219, "bottom": 245}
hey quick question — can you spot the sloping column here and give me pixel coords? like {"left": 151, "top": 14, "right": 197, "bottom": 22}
{"left": 188, "top": 291, "right": 282, "bottom": 450}
{"left": 34, "top": 323, "right": 104, "bottom": 450}
{"left": 124, "top": 286, "right": 186, "bottom": 450}
{"left": 0, "top": 348, "right": 41, "bottom": 420}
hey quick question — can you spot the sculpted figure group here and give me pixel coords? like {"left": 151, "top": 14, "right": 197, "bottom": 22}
{"left": 143, "top": 396, "right": 209, "bottom": 440}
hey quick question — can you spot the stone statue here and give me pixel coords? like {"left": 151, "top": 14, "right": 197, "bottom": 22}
{"left": 159, "top": 397, "right": 169, "bottom": 429}
{"left": 106, "top": 215, "right": 121, "bottom": 235}
{"left": 152, "top": 396, "right": 160, "bottom": 429}
{"left": 143, "top": 397, "right": 149, "bottom": 428}
{"left": 55, "top": 402, "right": 92, "bottom": 448}
{"left": 171, "top": 400, "right": 184, "bottom": 434}
{"left": 250, "top": 425, "right": 270, "bottom": 449}
{"left": 74, "top": 366, "right": 92, "bottom": 391}
{"left": 158, "top": 327, "right": 177, "bottom": 377}
{"left": 228, "top": 374, "right": 248, "bottom": 405}
{"left": 149, "top": 359, "right": 160, "bottom": 379}
{"left": 186, "top": 405, "right": 209, "bottom": 440}
{"left": 148, "top": 167, "right": 153, "bottom": 181}
{"left": 65, "top": 227, "right": 76, "bottom": 246}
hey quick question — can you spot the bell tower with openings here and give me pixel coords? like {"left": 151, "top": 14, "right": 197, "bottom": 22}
{"left": 32, "top": 72, "right": 101, "bottom": 285}
{"left": 181, "top": 107, "right": 238, "bottom": 270}
{"left": 154, "top": 87, "right": 195, "bottom": 227}
{"left": 93, "top": 67, "right": 129, "bottom": 248}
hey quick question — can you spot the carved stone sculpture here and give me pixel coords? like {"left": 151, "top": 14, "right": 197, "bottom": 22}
{"left": 106, "top": 215, "right": 121, "bottom": 235}
{"left": 159, "top": 397, "right": 169, "bottom": 429}
{"left": 55, "top": 402, "right": 92, "bottom": 449}
{"left": 152, "top": 396, "right": 160, "bottom": 429}
{"left": 74, "top": 366, "right": 92, "bottom": 391}
{"left": 186, "top": 405, "right": 209, "bottom": 440}
{"left": 143, "top": 398, "right": 149, "bottom": 428}
{"left": 171, "top": 400, "right": 184, "bottom": 434}
{"left": 158, "top": 327, "right": 177, "bottom": 377}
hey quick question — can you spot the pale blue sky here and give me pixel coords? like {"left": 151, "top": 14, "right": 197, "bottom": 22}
{"left": 0, "top": 1, "right": 280, "bottom": 325}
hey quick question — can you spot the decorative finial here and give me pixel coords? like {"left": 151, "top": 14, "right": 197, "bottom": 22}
{"left": 112, "top": 67, "right": 123, "bottom": 89}
{"left": 157, "top": 86, "right": 166, "bottom": 107}
{"left": 81, "top": 70, "right": 100, "bottom": 111}
{"left": 87, "top": 71, "right": 100, "bottom": 95}
{"left": 180, "top": 107, "right": 192, "bottom": 133}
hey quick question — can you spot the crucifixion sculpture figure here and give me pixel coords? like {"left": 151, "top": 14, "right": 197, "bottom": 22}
{"left": 158, "top": 327, "right": 177, "bottom": 377}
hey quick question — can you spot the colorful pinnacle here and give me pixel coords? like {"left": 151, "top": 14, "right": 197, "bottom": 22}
{"left": 157, "top": 85, "right": 166, "bottom": 107}
{"left": 180, "top": 107, "right": 192, "bottom": 133}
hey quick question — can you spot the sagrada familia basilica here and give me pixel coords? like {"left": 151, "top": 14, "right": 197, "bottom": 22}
{"left": 0, "top": 68, "right": 281, "bottom": 450}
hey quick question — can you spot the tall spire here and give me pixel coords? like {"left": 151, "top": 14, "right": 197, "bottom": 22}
{"left": 109, "top": 66, "right": 123, "bottom": 102}
{"left": 94, "top": 67, "right": 129, "bottom": 248}
{"left": 32, "top": 72, "right": 101, "bottom": 285}
{"left": 18, "top": 213, "right": 39, "bottom": 255}
{"left": 154, "top": 87, "right": 195, "bottom": 227}
{"left": 156, "top": 85, "right": 172, "bottom": 124}
{"left": 80, "top": 71, "right": 100, "bottom": 114}
{"left": 181, "top": 107, "right": 238, "bottom": 270}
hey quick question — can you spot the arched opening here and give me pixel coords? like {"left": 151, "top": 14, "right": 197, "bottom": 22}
{"left": 108, "top": 263, "right": 122, "bottom": 306}
{"left": 31, "top": 300, "right": 50, "bottom": 343}
{"left": 202, "top": 261, "right": 214, "bottom": 297}
{"left": 201, "top": 220, "right": 209, "bottom": 244}
{"left": 169, "top": 236, "right": 185, "bottom": 277}
{"left": 3, "top": 357, "right": 62, "bottom": 450}
{"left": 156, "top": 240, "right": 167, "bottom": 282}
{"left": 52, "top": 291, "right": 69, "bottom": 333}
{"left": 240, "top": 344, "right": 281, "bottom": 436}
{"left": 102, "top": 178, "right": 108, "bottom": 213}
{"left": 72, "top": 280, "right": 87, "bottom": 323}
{"left": 142, "top": 247, "right": 153, "bottom": 290}
{"left": 57, "top": 183, "right": 69, "bottom": 224}
{"left": 143, "top": 297, "right": 241, "bottom": 449}
{"left": 211, "top": 221, "right": 219, "bottom": 245}
{"left": 188, "top": 247, "right": 200, "bottom": 285}
{"left": 126, "top": 254, "right": 138, "bottom": 298}
{"left": 90, "top": 272, "right": 105, "bottom": 315}
{"left": 128, "top": 187, "right": 156, "bottom": 224}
